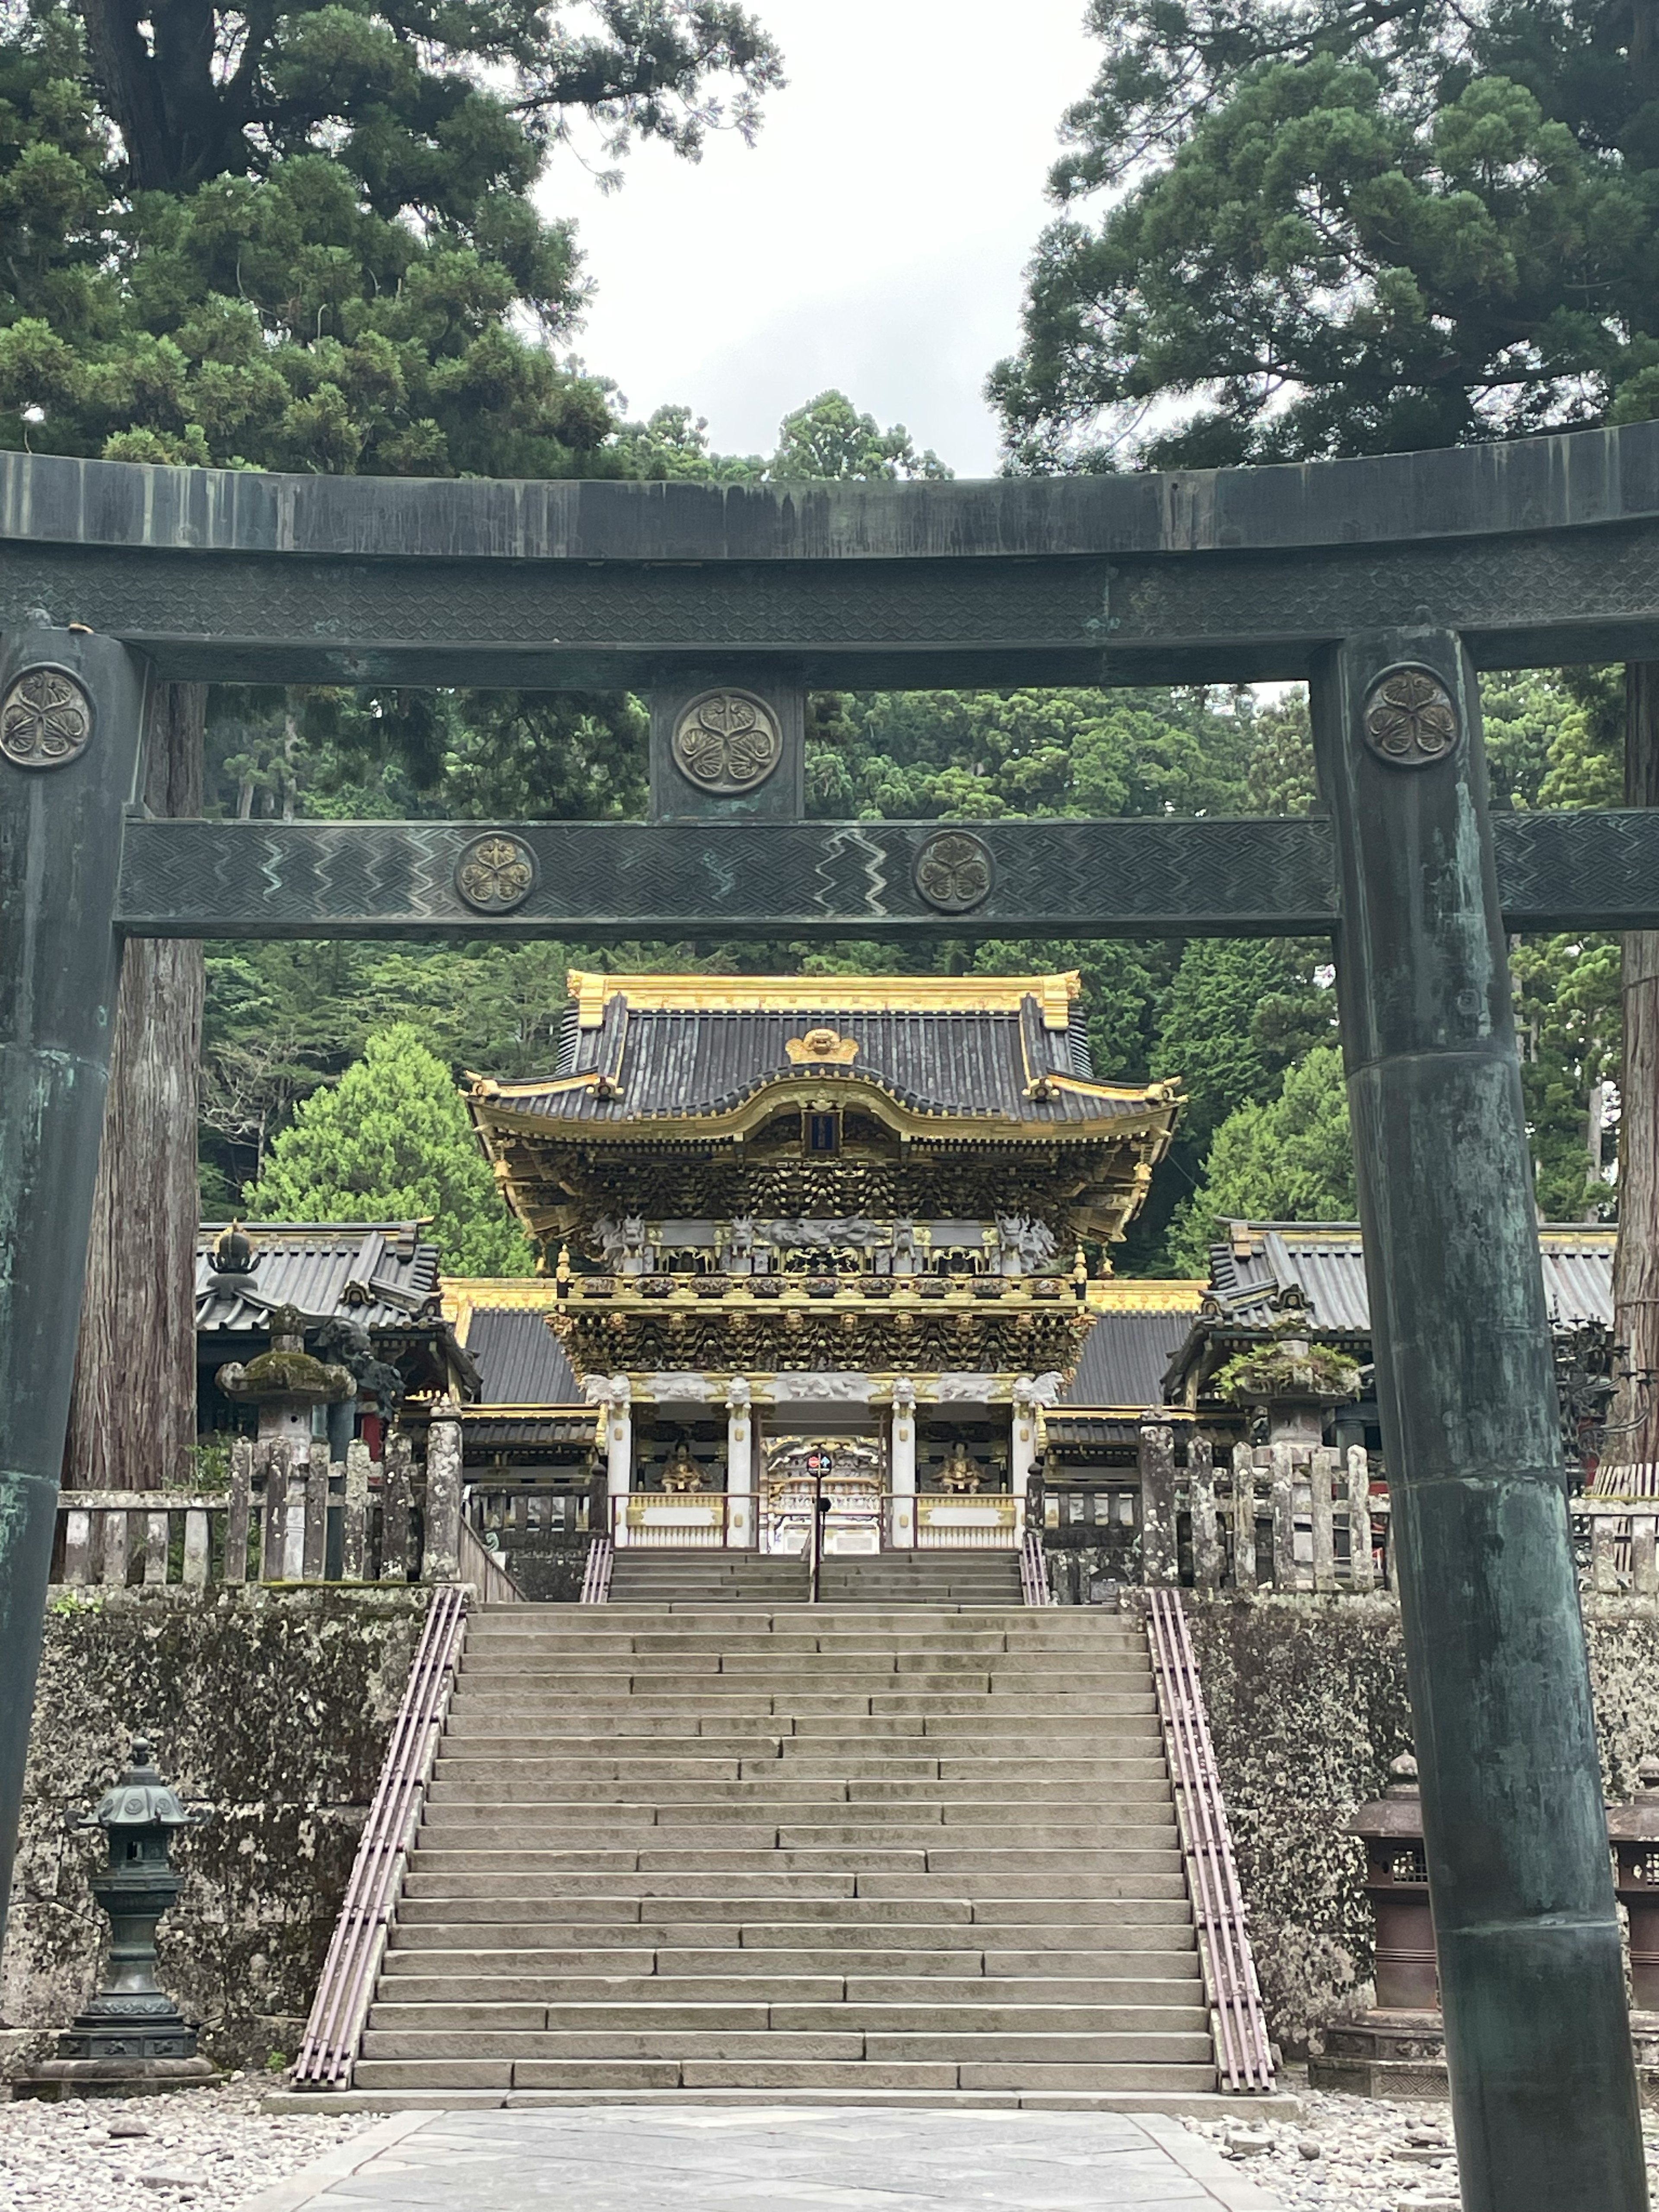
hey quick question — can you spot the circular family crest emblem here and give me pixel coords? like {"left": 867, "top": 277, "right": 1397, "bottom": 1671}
{"left": 0, "top": 665, "right": 93, "bottom": 769}
{"left": 1362, "top": 666, "right": 1459, "bottom": 768}
{"left": 913, "top": 828, "right": 995, "bottom": 913}
{"left": 671, "top": 690, "right": 783, "bottom": 794}
{"left": 454, "top": 832, "right": 537, "bottom": 914}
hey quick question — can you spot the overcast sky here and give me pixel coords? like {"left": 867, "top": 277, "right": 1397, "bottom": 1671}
{"left": 537, "top": 2, "right": 1100, "bottom": 480}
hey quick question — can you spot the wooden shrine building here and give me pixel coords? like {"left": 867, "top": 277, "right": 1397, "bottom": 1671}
{"left": 464, "top": 969, "right": 1180, "bottom": 1557}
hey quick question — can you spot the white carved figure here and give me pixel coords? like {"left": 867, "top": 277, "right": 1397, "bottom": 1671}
{"left": 891, "top": 1217, "right": 919, "bottom": 1275}
{"left": 593, "top": 1216, "right": 626, "bottom": 1268}
{"left": 620, "top": 1214, "right": 650, "bottom": 1274}
{"left": 1020, "top": 1217, "right": 1059, "bottom": 1268}
{"left": 997, "top": 1214, "right": 1057, "bottom": 1274}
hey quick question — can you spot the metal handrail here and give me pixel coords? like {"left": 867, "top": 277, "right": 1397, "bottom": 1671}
{"left": 1019, "top": 1529, "right": 1052, "bottom": 1605}
{"left": 580, "top": 1534, "right": 613, "bottom": 1604}
{"left": 290, "top": 1582, "right": 468, "bottom": 2088}
{"left": 1143, "top": 1587, "right": 1277, "bottom": 2094}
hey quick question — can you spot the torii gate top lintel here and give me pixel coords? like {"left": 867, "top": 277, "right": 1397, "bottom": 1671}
{"left": 1, "top": 421, "right": 1658, "bottom": 687}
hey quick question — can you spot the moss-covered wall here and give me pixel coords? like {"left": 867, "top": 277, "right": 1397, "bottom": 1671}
{"left": 1183, "top": 1592, "right": 1659, "bottom": 2056}
{"left": 2, "top": 1585, "right": 429, "bottom": 2079}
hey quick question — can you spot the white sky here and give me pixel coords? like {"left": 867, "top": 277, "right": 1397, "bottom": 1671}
{"left": 537, "top": 2, "right": 1100, "bottom": 480}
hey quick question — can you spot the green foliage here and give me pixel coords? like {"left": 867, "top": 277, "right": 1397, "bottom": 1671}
{"left": 0, "top": 1, "right": 779, "bottom": 478}
{"left": 244, "top": 1023, "right": 535, "bottom": 1276}
{"left": 608, "top": 388, "right": 952, "bottom": 486}
{"left": 1209, "top": 1328, "right": 1361, "bottom": 1406}
{"left": 769, "top": 391, "right": 950, "bottom": 481}
{"left": 1153, "top": 939, "right": 1334, "bottom": 1152}
{"left": 804, "top": 686, "right": 1259, "bottom": 822}
{"left": 186, "top": 1437, "right": 232, "bottom": 1494}
{"left": 1169, "top": 1045, "right": 1357, "bottom": 1271}
{"left": 993, "top": 2, "right": 1659, "bottom": 471}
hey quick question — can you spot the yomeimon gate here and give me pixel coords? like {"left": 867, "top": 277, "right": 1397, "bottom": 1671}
{"left": 5, "top": 426, "right": 1659, "bottom": 2202}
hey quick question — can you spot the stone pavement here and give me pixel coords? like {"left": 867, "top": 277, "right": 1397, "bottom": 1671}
{"left": 242, "top": 2106, "right": 1284, "bottom": 2212}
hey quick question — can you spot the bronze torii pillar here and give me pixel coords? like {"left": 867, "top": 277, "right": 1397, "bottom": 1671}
{"left": 1312, "top": 629, "right": 1645, "bottom": 2212}
{"left": 0, "top": 620, "right": 148, "bottom": 1940}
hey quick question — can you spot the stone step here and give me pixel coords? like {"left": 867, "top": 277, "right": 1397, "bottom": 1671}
{"left": 439, "top": 1716, "right": 1165, "bottom": 1745}
{"left": 511, "top": 1610, "right": 1093, "bottom": 1628}
{"left": 374, "top": 1982, "right": 1212, "bottom": 2017}
{"left": 389, "top": 1938, "right": 1194, "bottom": 1973}
{"left": 432, "top": 1748, "right": 1169, "bottom": 1776}
{"left": 444, "top": 1695, "right": 1160, "bottom": 1719}
{"left": 365, "top": 2000, "right": 1211, "bottom": 2036}
{"left": 457, "top": 1656, "right": 1153, "bottom": 1679}
{"left": 357, "top": 2028, "right": 1215, "bottom": 2063}
{"left": 417, "top": 1818, "right": 1180, "bottom": 1854}
{"left": 405, "top": 1845, "right": 1187, "bottom": 1875}
{"left": 464, "top": 1627, "right": 1147, "bottom": 1649}
{"left": 396, "top": 1876, "right": 1194, "bottom": 1907}
{"left": 425, "top": 1777, "right": 1174, "bottom": 1806}
{"left": 392, "top": 1896, "right": 1194, "bottom": 1931}
{"left": 463, "top": 1627, "right": 1147, "bottom": 1649}
{"left": 349, "top": 2058, "right": 1223, "bottom": 2093}
{"left": 445, "top": 1707, "right": 1168, "bottom": 1743}
{"left": 427, "top": 1758, "right": 1171, "bottom": 1787}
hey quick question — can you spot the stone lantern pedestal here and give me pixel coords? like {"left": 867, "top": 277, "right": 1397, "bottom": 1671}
{"left": 17, "top": 1742, "right": 219, "bottom": 2101}
{"left": 1310, "top": 1755, "right": 1448, "bottom": 2099}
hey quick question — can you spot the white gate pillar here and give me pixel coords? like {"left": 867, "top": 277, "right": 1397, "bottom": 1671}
{"left": 889, "top": 1379, "right": 917, "bottom": 1548}
{"left": 604, "top": 1374, "right": 633, "bottom": 1545}
{"left": 726, "top": 1378, "right": 754, "bottom": 1548}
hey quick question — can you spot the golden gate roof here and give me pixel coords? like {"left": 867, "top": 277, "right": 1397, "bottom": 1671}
{"left": 468, "top": 969, "right": 1181, "bottom": 1136}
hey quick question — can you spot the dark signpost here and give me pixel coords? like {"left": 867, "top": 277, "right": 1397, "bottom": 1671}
{"left": 4, "top": 426, "right": 1659, "bottom": 2206}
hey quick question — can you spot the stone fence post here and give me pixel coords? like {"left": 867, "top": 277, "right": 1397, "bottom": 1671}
{"left": 423, "top": 1401, "right": 463, "bottom": 1583}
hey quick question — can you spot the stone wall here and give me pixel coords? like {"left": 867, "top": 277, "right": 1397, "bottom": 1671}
{"left": 1183, "top": 1592, "right": 1659, "bottom": 2056}
{"left": 2, "top": 1585, "right": 429, "bottom": 2080}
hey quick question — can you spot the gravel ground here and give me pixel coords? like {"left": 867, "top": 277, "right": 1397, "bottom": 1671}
{"left": 0, "top": 2077, "right": 375, "bottom": 2211}
{"left": 1182, "top": 2083, "right": 1659, "bottom": 2209}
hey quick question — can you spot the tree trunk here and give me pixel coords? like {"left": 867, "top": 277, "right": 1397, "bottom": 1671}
{"left": 63, "top": 681, "right": 206, "bottom": 1491}
{"left": 1612, "top": 663, "right": 1659, "bottom": 1470}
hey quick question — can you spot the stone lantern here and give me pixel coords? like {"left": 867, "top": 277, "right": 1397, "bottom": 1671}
{"left": 1220, "top": 1297, "right": 1361, "bottom": 1446}
{"left": 215, "top": 1301, "right": 356, "bottom": 1446}
{"left": 1309, "top": 1753, "right": 1447, "bottom": 2098}
{"left": 20, "top": 1740, "right": 217, "bottom": 2099}
{"left": 1608, "top": 1754, "right": 1659, "bottom": 2066}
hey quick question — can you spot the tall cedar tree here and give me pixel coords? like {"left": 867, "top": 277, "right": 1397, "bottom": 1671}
{"left": 993, "top": 0, "right": 1659, "bottom": 1446}
{"left": 4, "top": 0, "right": 780, "bottom": 1484}
{"left": 245, "top": 1024, "right": 536, "bottom": 1275}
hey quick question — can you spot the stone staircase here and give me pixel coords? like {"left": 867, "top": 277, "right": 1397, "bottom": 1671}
{"left": 607, "top": 1550, "right": 1020, "bottom": 1608}
{"left": 353, "top": 1596, "right": 1276, "bottom": 2110}
{"left": 608, "top": 1551, "right": 810, "bottom": 1605}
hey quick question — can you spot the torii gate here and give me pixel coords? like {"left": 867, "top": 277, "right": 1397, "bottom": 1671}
{"left": 3, "top": 426, "right": 1659, "bottom": 2206}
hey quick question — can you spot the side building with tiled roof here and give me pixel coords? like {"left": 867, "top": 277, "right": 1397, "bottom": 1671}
{"left": 195, "top": 1220, "right": 479, "bottom": 1455}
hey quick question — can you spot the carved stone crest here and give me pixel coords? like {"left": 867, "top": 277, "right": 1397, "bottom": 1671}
{"left": 913, "top": 828, "right": 994, "bottom": 912}
{"left": 0, "top": 665, "right": 93, "bottom": 769}
{"left": 1362, "top": 666, "right": 1459, "bottom": 768}
{"left": 454, "top": 832, "right": 537, "bottom": 912}
{"left": 671, "top": 690, "right": 782, "bottom": 794}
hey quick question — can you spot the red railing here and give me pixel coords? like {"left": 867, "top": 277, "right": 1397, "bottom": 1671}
{"left": 1144, "top": 1587, "right": 1277, "bottom": 2093}
{"left": 580, "top": 1533, "right": 613, "bottom": 1604}
{"left": 289, "top": 1582, "right": 468, "bottom": 2088}
{"left": 1020, "top": 1530, "right": 1052, "bottom": 1606}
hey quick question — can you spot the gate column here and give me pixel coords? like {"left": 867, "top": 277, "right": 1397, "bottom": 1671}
{"left": 1310, "top": 629, "right": 1644, "bottom": 2211}
{"left": 0, "top": 621, "right": 148, "bottom": 1950}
